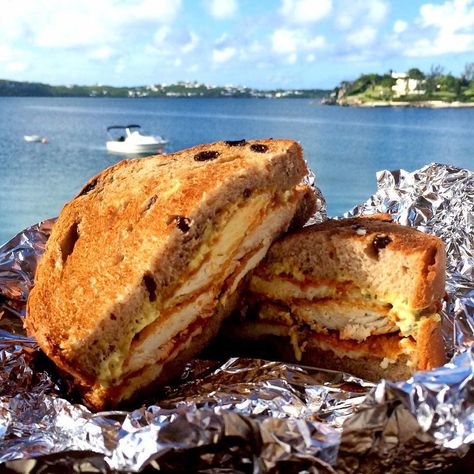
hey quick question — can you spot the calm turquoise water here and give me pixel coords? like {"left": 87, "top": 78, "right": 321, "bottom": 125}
{"left": 1, "top": 97, "right": 473, "bottom": 245}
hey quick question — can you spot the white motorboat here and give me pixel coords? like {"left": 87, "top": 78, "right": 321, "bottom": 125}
{"left": 106, "top": 124, "right": 168, "bottom": 154}
{"left": 24, "top": 135, "right": 48, "bottom": 144}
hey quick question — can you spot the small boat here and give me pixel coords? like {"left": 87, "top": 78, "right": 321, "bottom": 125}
{"left": 24, "top": 135, "right": 48, "bottom": 144}
{"left": 106, "top": 124, "right": 168, "bottom": 154}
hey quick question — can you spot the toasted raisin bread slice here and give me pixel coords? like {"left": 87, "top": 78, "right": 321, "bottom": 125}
{"left": 26, "top": 139, "right": 315, "bottom": 410}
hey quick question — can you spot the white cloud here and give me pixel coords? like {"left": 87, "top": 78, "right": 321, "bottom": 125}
{"left": 280, "top": 0, "right": 332, "bottom": 23}
{"left": 212, "top": 46, "right": 237, "bottom": 63}
{"left": 393, "top": 20, "right": 408, "bottom": 33}
{"left": 7, "top": 61, "right": 29, "bottom": 73}
{"left": 418, "top": 0, "right": 474, "bottom": 31}
{"left": 335, "top": 1, "right": 388, "bottom": 57}
{"left": 367, "top": 0, "right": 389, "bottom": 23}
{"left": 89, "top": 46, "right": 115, "bottom": 60}
{"left": 0, "top": 0, "right": 182, "bottom": 50}
{"left": 130, "top": 0, "right": 182, "bottom": 22}
{"left": 181, "top": 32, "right": 200, "bottom": 54}
{"left": 287, "top": 53, "right": 298, "bottom": 64}
{"left": 204, "top": 0, "right": 238, "bottom": 20}
{"left": 187, "top": 64, "right": 200, "bottom": 73}
{"left": 215, "top": 33, "right": 230, "bottom": 47}
{"left": 272, "top": 29, "right": 298, "bottom": 55}
{"left": 248, "top": 41, "right": 264, "bottom": 54}
{"left": 307, "top": 35, "right": 326, "bottom": 49}
{"left": 336, "top": 0, "right": 389, "bottom": 30}
{"left": 115, "top": 58, "right": 126, "bottom": 74}
{"left": 153, "top": 25, "right": 172, "bottom": 47}
{"left": 272, "top": 28, "right": 326, "bottom": 56}
{"left": 407, "top": 31, "right": 474, "bottom": 56}
{"left": 406, "top": 0, "right": 474, "bottom": 56}
{"left": 0, "top": 45, "right": 30, "bottom": 74}
{"left": 335, "top": 12, "right": 352, "bottom": 30}
{"left": 207, "top": 33, "right": 238, "bottom": 63}
{"left": 34, "top": 17, "right": 112, "bottom": 48}
{"left": 337, "top": 0, "right": 474, "bottom": 60}
{"left": 0, "top": 45, "right": 17, "bottom": 62}
{"left": 150, "top": 26, "right": 200, "bottom": 57}
{"left": 347, "top": 26, "right": 377, "bottom": 47}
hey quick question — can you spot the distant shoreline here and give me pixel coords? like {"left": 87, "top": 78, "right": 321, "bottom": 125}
{"left": 0, "top": 78, "right": 329, "bottom": 100}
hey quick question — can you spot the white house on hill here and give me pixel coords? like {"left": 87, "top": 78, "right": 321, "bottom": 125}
{"left": 391, "top": 72, "right": 425, "bottom": 97}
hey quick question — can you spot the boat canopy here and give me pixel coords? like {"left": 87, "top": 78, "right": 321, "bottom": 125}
{"left": 106, "top": 124, "right": 141, "bottom": 132}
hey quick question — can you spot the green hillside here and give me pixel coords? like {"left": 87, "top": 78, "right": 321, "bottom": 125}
{"left": 323, "top": 65, "right": 474, "bottom": 106}
{"left": 0, "top": 79, "right": 328, "bottom": 99}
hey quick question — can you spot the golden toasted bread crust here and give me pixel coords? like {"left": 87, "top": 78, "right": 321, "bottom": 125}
{"left": 257, "top": 217, "right": 446, "bottom": 310}
{"left": 25, "top": 139, "right": 309, "bottom": 406}
{"left": 415, "top": 317, "right": 446, "bottom": 370}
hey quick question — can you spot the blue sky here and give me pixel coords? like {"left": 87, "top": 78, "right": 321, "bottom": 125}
{"left": 1, "top": 0, "right": 473, "bottom": 89}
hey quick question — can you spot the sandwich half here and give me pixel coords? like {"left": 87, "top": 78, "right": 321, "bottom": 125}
{"left": 222, "top": 216, "right": 446, "bottom": 381}
{"left": 25, "top": 139, "right": 315, "bottom": 410}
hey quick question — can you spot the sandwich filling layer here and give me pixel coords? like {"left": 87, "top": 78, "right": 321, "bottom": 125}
{"left": 97, "top": 188, "right": 303, "bottom": 387}
{"left": 231, "top": 319, "right": 416, "bottom": 364}
{"left": 247, "top": 271, "right": 440, "bottom": 365}
{"left": 250, "top": 273, "right": 439, "bottom": 338}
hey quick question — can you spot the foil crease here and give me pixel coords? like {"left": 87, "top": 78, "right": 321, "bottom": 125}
{"left": 0, "top": 165, "right": 473, "bottom": 472}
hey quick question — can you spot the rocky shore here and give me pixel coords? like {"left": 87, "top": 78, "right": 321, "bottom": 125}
{"left": 321, "top": 92, "right": 474, "bottom": 108}
{"left": 341, "top": 100, "right": 474, "bottom": 108}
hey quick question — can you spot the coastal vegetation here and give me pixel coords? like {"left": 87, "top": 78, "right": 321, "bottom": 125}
{"left": 0, "top": 79, "right": 328, "bottom": 99}
{"left": 323, "top": 63, "right": 474, "bottom": 107}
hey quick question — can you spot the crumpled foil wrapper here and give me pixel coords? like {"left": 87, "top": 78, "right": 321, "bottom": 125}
{"left": 0, "top": 164, "right": 473, "bottom": 473}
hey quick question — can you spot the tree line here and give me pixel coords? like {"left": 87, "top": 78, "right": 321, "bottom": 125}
{"left": 339, "top": 63, "right": 474, "bottom": 102}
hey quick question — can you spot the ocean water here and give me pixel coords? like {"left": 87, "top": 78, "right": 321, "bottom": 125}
{"left": 0, "top": 97, "right": 473, "bottom": 245}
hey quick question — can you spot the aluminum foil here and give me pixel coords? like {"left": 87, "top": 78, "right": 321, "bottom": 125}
{"left": 0, "top": 164, "right": 473, "bottom": 473}
{"left": 304, "top": 168, "right": 328, "bottom": 225}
